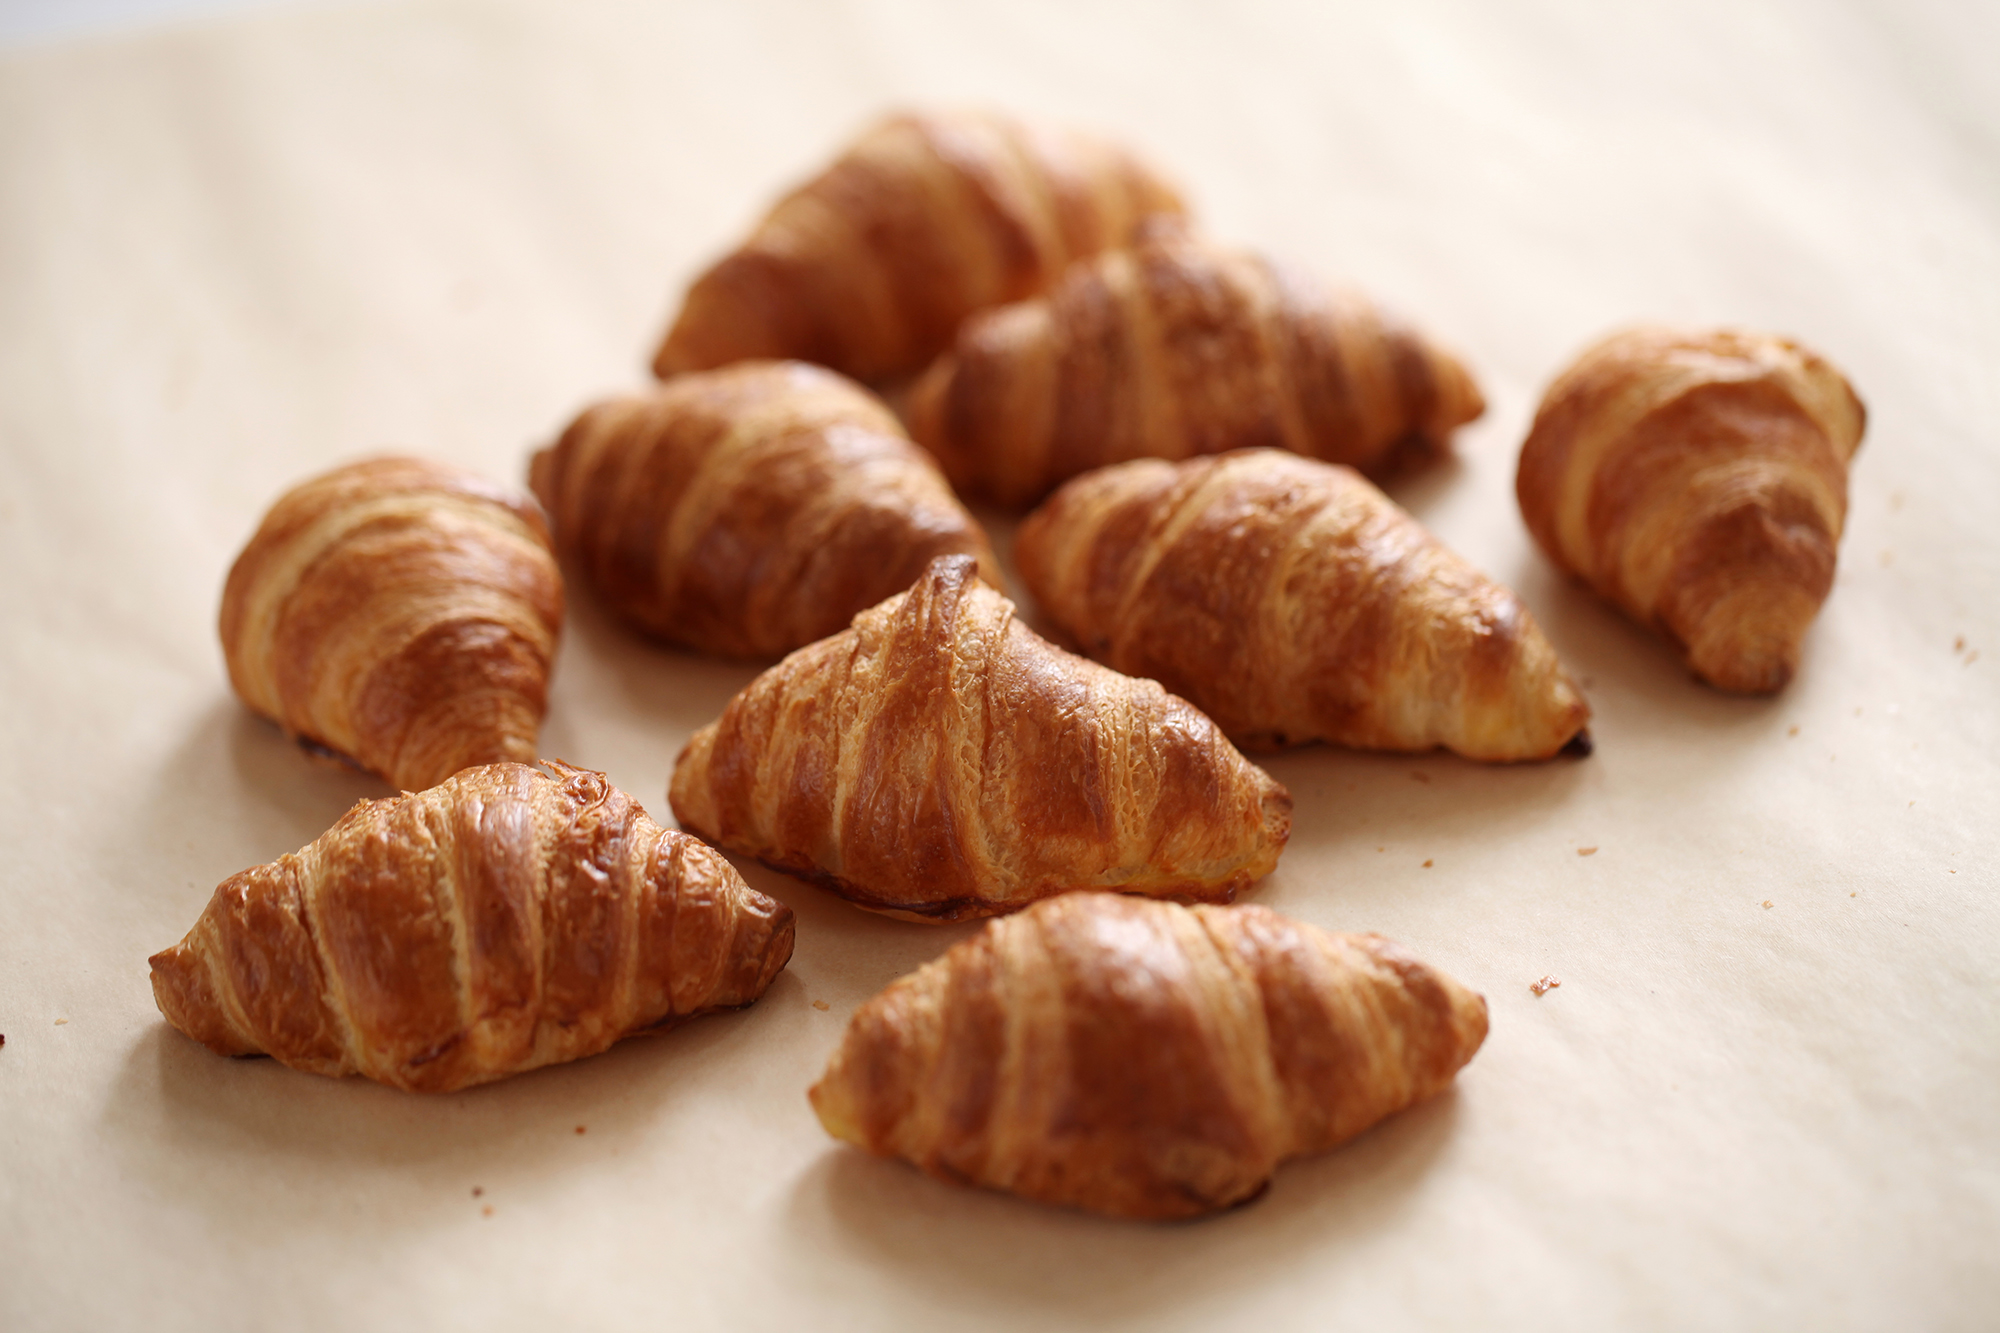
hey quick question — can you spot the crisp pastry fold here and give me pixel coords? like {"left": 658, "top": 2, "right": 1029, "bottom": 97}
{"left": 219, "top": 456, "right": 564, "bottom": 792}
{"left": 1016, "top": 450, "right": 1590, "bottom": 761}
{"left": 669, "top": 555, "right": 1292, "bottom": 921}
{"left": 1516, "top": 326, "right": 1866, "bottom": 693}
{"left": 654, "top": 109, "right": 1187, "bottom": 385}
{"left": 530, "top": 361, "right": 999, "bottom": 660}
{"left": 905, "top": 225, "right": 1485, "bottom": 507}
{"left": 149, "top": 762, "right": 795, "bottom": 1093}
{"left": 810, "top": 893, "right": 1488, "bottom": 1220}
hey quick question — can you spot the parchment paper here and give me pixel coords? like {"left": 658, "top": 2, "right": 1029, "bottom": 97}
{"left": 2, "top": 2, "right": 1995, "bottom": 1329}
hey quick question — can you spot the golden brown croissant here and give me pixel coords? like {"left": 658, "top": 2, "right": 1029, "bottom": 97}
{"left": 219, "top": 457, "right": 564, "bottom": 792}
{"left": 1517, "top": 326, "right": 1866, "bottom": 693}
{"left": 810, "top": 892, "right": 1488, "bottom": 1219}
{"left": 530, "top": 361, "right": 1000, "bottom": 659}
{"left": 150, "top": 762, "right": 795, "bottom": 1093}
{"left": 653, "top": 109, "right": 1186, "bottom": 385}
{"left": 905, "top": 224, "right": 1486, "bottom": 508}
{"left": 1017, "top": 450, "right": 1590, "bottom": 761}
{"left": 669, "top": 555, "right": 1291, "bottom": 921}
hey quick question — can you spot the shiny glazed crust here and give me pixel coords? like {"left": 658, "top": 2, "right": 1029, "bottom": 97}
{"left": 653, "top": 109, "right": 1186, "bottom": 385}
{"left": 1517, "top": 326, "right": 1866, "bottom": 693}
{"left": 809, "top": 893, "right": 1488, "bottom": 1220}
{"left": 149, "top": 762, "right": 795, "bottom": 1093}
{"left": 905, "top": 225, "right": 1485, "bottom": 508}
{"left": 530, "top": 361, "right": 1000, "bottom": 660}
{"left": 218, "top": 457, "right": 565, "bottom": 792}
{"left": 669, "top": 555, "right": 1292, "bottom": 921}
{"left": 1017, "top": 450, "right": 1590, "bottom": 761}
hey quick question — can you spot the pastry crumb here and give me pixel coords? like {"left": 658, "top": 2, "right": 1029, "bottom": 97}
{"left": 482, "top": 1205, "right": 495, "bottom": 1218}
{"left": 1422, "top": 859, "right": 1434, "bottom": 868}
{"left": 471, "top": 1186, "right": 483, "bottom": 1198}
{"left": 1530, "top": 976, "right": 1560, "bottom": 996}
{"left": 1954, "top": 636, "right": 1966, "bottom": 652}
{"left": 1762, "top": 900, "right": 1774, "bottom": 909}
{"left": 574, "top": 1125, "right": 587, "bottom": 1135}
{"left": 1967, "top": 651, "right": 1981, "bottom": 666}
{"left": 1577, "top": 846, "right": 1598, "bottom": 857}
{"left": 811, "top": 1000, "right": 830, "bottom": 1011}
{"left": 54, "top": 1018, "right": 67, "bottom": 1026}
{"left": 1787, "top": 725, "right": 1800, "bottom": 737}
{"left": 1851, "top": 892, "right": 1857, "bottom": 897}
{"left": 1377, "top": 846, "right": 1385, "bottom": 853}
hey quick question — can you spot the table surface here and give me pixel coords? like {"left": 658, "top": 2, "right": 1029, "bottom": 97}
{"left": 3, "top": 2, "right": 1996, "bottom": 1329}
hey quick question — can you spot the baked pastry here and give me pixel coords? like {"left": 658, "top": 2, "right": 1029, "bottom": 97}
{"left": 150, "top": 762, "right": 795, "bottom": 1093}
{"left": 530, "top": 361, "right": 999, "bottom": 660}
{"left": 653, "top": 109, "right": 1186, "bottom": 385}
{"left": 220, "top": 457, "right": 564, "bottom": 792}
{"left": 810, "top": 893, "right": 1488, "bottom": 1220}
{"left": 1517, "top": 326, "right": 1866, "bottom": 692}
{"left": 905, "top": 224, "right": 1485, "bottom": 507}
{"left": 669, "top": 555, "right": 1291, "bottom": 921}
{"left": 1017, "top": 450, "right": 1590, "bottom": 761}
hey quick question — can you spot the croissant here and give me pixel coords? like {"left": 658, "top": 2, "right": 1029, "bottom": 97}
{"left": 810, "top": 892, "right": 1488, "bottom": 1220}
{"left": 219, "top": 457, "right": 564, "bottom": 792}
{"left": 1517, "top": 327, "right": 1866, "bottom": 693}
{"left": 669, "top": 555, "right": 1292, "bottom": 921}
{"left": 652, "top": 109, "right": 1186, "bottom": 385}
{"left": 904, "top": 224, "right": 1486, "bottom": 508}
{"left": 1016, "top": 450, "right": 1590, "bottom": 761}
{"left": 149, "top": 762, "right": 795, "bottom": 1093}
{"left": 530, "top": 361, "right": 1000, "bottom": 659}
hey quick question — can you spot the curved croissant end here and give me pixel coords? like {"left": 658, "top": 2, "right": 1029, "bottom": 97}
{"left": 809, "top": 893, "right": 1488, "bottom": 1220}
{"left": 1017, "top": 450, "right": 1589, "bottom": 761}
{"left": 653, "top": 109, "right": 1187, "bottom": 385}
{"left": 530, "top": 361, "right": 999, "bottom": 660}
{"left": 1517, "top": 326, "right": 1866, "bottom": 693}
{"left": 905, "top": 226, "right": 1485, "bottom": 508}
{"left": 149, "top": 762, "right": 795, "bottom": 1092}
{"left": 219, "top": 457, "right": 565, "bottom": 792}
{"left": 669, "top": 555, "right": 1292, "bottom": 921}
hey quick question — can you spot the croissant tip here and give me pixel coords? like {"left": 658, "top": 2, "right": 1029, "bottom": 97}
{"left": 1560, "top": 730, "right": 1594, "bottom": 758}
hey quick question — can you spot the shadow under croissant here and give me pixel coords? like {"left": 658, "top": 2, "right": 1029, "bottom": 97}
{"left": 97, "top": 972, "right": 801, "bottom": 1231}
{"left": 780, "top": 1089, "right": 1462, "bottom": 1313}
{"left": 1502, "top": 550, "right": 1809, "bottom": 751}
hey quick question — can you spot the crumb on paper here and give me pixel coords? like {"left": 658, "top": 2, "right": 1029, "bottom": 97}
{"left": 811, "top": 1000, "right": 830, "bottom": 1012}
{"left": 1578, "top": 846, "right": 1599, "bottom": 857}
{"left": 1954, "top": 636, "right": 1966, "bottom": 652}
{"left": 1967, "top": 651, "right": 1981, "bottom": 666}
{"left": 1377, "top": 846, "right": 1385, "bottom": 853}
{"left": 1422, "top": 859, "right": 1434, "bottom": 868}
{"left": 482, "top": 1205, "right": 495, "bottom": 1218}
{"left": 1762, "top": 900, "right": 1774, "bottom": 909}
{"left": 1, "top": 1034, "right": 6, "bottom": 1049}
{"left": 471, "top": 1187, "right": 484, "bottom": 1198}
{"left": 574, "top": 1125, "right": 587, "bottom": 1135}
{"left": 1530, "top": 976, "right": 1560, "bottom": 996}
{"left": 54, "top": 1018, "right": 67, "bottom": 1026}
{"left": 1787, "top": 725, "right": 1800, "bottom": 737}
{"left": 1851, "top": 892, "right": 1858, "bottom": 897}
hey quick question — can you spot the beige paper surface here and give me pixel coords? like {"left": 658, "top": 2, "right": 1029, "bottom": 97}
{"left": 2, "top": 1, "right": 1995, "bottom": 1328}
